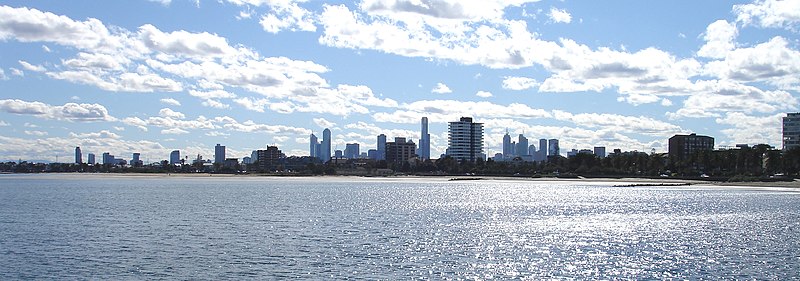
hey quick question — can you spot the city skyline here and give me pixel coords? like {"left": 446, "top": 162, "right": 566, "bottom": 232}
{"left": 0, "top": 1, "right": 798, "bottom": 161}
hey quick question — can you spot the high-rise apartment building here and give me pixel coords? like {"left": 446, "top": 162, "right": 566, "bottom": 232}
{"left": 668, "top": 133, "right": 714, "bottom": 160}
{"left": 386, "top": 137, "right": 416, "bottom": 163}
{"left": 170, "top": 150, "right": 180, "bottom": 165}
{"left": 418, "top": 117, "right": 431, "bottom": 160}
{"left": 214, "top": 144, "right": 226, "bottom": 164}
{"left": 87, "top": 153, "right": 95, "bottom": 165}
{"left": 783, "top": 113, "right": 800, "bottom": 150}
{"left": 309, "top": 133, "right": 319, "bottom": 159}
{"left": 75, "top": 147, "right": 82, "bottom": 164}
{"left": 377, "top": 134, "right": 386, "bottom": 161}
{"left": 447, "top": 117, "right": 484, "bottom": 162}
{"left": 321, "top": 128, "right": 331, "bottom": 162}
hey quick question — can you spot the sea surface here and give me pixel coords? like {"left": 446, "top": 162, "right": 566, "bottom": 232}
{"left": 1, "top": 174, "right": 799, "bottom": 279}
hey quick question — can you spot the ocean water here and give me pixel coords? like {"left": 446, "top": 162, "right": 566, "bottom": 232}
{"left": 1, "top": 174, "right": 799, "bottom": 279}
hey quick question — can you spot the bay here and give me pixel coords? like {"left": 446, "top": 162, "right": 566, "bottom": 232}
{"left": 1, "top": 174, "right": 799, "bottom": 279}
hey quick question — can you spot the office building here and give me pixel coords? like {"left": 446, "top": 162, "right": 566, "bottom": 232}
{"left": 74, "top": 147, "right": 82, "bottom": 164}
{"left": 548, "top": 139, "right": 560, "bottom": 157}
{"left": 321, "top": 128, "right": 332, "bottom": 162}
{"left": 386, "top": 137, "right": 417, "bottom": 163}
{"left": 528, "top": 144, "right": 536, "bottom": 156}
{"left": 783, "top": 113, "right": 800, "bottom": 150}
{"left": 418, "top": 117, "right": 431, "bottom": 160}
{"left": 131, "top": 153, "right": 141, "bottom": 167}
{"left": 334, "top": 150, "right": 343, "bottom": 158}
{"left": 170, "top": 150, "right": 180, "bottom": 165}
{"left": 242, "top": 156, "right": 252, "bottom": 164}
{"left": 377, "top": 134, "right": 386, "bottom": 161}
{"left": 214, "top": 144, "right": 226, "bottom": 164}
{"left": 368, "top": 149, "right": 378, "bottom": 160}
{"left": 594, "top": 146, "right": 606, "bottom": 158}
{"left": 310, "top": 133, "right": 319, "bottom": 159}
{"left": 502, "top": 131, "right": 513, "bottom": 157}
{"left": 447, "top": 117, "right": 484, "bottom": 162}
{"left": 87, "top": 153, "right": 95, "bottom": 165}
{"left": 344, "top": 143, "right": 360, "bottom": 159}
{"left": 538, "top": 139, "right": 548, "bottom": 161}
{"left": 516, "top": 134, "right": 529, "bottom": 157}
{"left": 668, "top": 133, "right": 714, "bottom": 160}
{"left": 102, "top": 152, "right": 114, "bottom": 165}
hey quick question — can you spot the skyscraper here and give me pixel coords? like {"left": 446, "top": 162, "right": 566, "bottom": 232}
{"left": 75, "top": 147, "right": 82, "bottom": 164}
{"left": 309, "top": 133, "right": 319, "bottom": 158}
{"left": 783, "top": 113, "right": 800, "bottom": 150}
{"left": 87, "top": 153, "right": 95, "bottom": 165}
{"left": 321, "top": 128, "right": 331, "bottom": 162}
{"left": 502, "top": 131, "right": 513, "bottom": 157}
{"left": 418, "top": 117, "right": 430, "bottom": 160}
{"left": 102, "top": 152, "right": 113, "bottom": 165}
{"left": 447, "top": 117, "right": 484, "bottom": 162}
{"left": 377, "top": 134, "right": 386, "bottom": 161}
{"left": 170, "top": 150, "right": 180, "bottom": 165}
{"left": 548, "top": 139, "right": 560, "bottom": 157}
{"left": 214, "top": 144, "right": 226, "bottom": 164}
{"left": 344, "top": 143, "right": 360, "bottom": 159}
{"left": 517, "top": 134, "right": 529, "bottom": 156}
{"left": 538, "top": 139, "right": 547, "bottom": 161}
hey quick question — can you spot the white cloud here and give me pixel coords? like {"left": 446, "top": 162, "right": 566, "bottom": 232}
{"left": 373, "top": 99, "right": 551, "bottom": 124}
{"left": 138, "top": 24, "right": 238, "bottom": 60}
{"left": 202, "top": 99, "right": 231, "bottom": 109}
{"left": 233, "top": 97, "right": 269, "bottom": 112}
{"left": 160, "top": 98, "right": 181, "bottom": 106}
{"left": 476, "top": 90, "right": 493, "bottom": 98}
{"left": 213, "top": 116, "right": 310, "bottom": 135}
{"left": 161, "top": 128, "right": 189, "bottom": 135}
{"left": 0, "top": 99, "right": 116, "bottom": 122}
{"left": 69, "top": 130, "right": 121, "bottom": 139}
{"left": 704, "top": 36, "right": 800, "bottom": 90}
{"left": 18, "top": 60, "right": 45, "bottom": 72}
{"left": 667, "top": 80, "right": 797, "bottom": 119}
{"left": 259, "top": 2, "right": 317, "bottom": 33}
{"left": 501, "top": 76, "right": 539, "bottom": 90}
{"left": 716, "top": 112, "right": 784, "bottom": 147}
{"left": 24, "top": 130, "right": 48, "bottom": 136}
{"left": 734, "top": 0, "right": 800, "bottom": 31}
{"left": 10, "top": 68, "right": 23, "bottom": 77}
{"left": 697, "top": 20, "right": 738, "bottom": 59}
{"left": 41, "top": 45, "right": 51, "bottom": 52}
{"left": 551, "top": 110, "right": 684, "bottom": 137}
{"left": 0, "top": 120, "right": 9, "bottom": 126}
{"left": 122, "top": 117, "right": 149, "bottom": 131}
{"left": 616, "top": 93, "right": 661, "bottom": 106}
{"left": 431, "top": 82, "right": 452, "bottom": 94}
{"left": 158, "top": 108, "right": 185, "bottom": 119}
{"left": 313, "top": 117, "right": 336, "bottom": 129}
{"left": 0, "top": 69, "right": 6, "bottom": 80}
{"left": 548, "top": 7, "right": 571, "bottom": 24}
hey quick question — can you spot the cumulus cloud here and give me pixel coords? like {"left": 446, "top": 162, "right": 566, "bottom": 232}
{"left": 161, "top": 128, "right": 189, "bottom": 135}
{"left": 158, "top": 108, "right": 185, "bottom": 119}
{"left": 501, "top": 76, "right": 539, "bottom": 90}
{"left": 160, "top": 98, "right": 181, "bottom": 106}
{"left": 18, "top": 60, "right": 45, "bottom": 72}
{"left": 476, "top": 90, "right": 493, "bottom": 98}
{"left": 24, "top": 130, "right": 48, "bottom": 136}
{"left": 704, "top": 36, "right": 800, "bottom": 90}
{"left": 0, "top": 99, "right": 116, "bottom": 122}
{"left": 548, "top": 8, "right": 571, "bottom": 24}
{"left": 697, "top": 20, "right": 738, "bottom": 59}
{"left": 431, "top": 83, "right": 453, "bottom": 94}
{"left": 734, "top": 0, "right": 800, "bottom": 31}
{"left": 667, "top": 80, "right": 797, "bottom": 119}
{"left": 373, "top": 99, "right": 552, "bottom": 124}
{"left": 313, "top": 117, "right": 336, "bottom": 129}
{"left": 0, "top": 133, "right": 172, "bottom": 163}
{"left": 715, "top": 112, "right": 784, "bottom": 147}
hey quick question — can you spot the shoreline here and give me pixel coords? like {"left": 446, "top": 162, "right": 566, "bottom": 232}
{"left": 2, "top": 172, "right": 799, "bottom": 189}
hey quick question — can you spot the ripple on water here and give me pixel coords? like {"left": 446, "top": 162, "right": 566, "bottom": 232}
{"left": 0, "top": 176, "right": 798, "bottom": 279}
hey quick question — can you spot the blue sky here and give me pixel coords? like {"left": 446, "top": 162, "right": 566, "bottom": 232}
{"left": 0, "top": 0, "right": 798, "bottom": 162}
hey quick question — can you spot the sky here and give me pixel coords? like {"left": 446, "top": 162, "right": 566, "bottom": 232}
{"left": 0, "top": 0, "right": 798, "bottom": 162}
